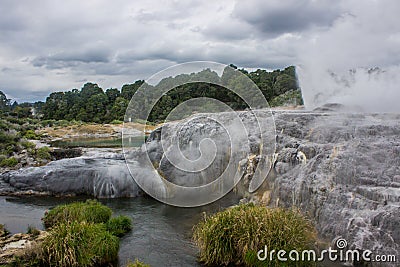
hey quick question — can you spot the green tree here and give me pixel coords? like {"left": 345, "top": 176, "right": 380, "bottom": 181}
{"left": 0, "top": 91, "right": 11, "bottom": 112}
{"left": 121, "top": 80, "right": 144, "bottom": 101}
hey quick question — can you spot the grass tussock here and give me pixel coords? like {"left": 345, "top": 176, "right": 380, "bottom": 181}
{"left": 6, "top": 200, "right": 134, "bottom": 267}
{"left": 42, "top": 199, "right": 112, "bottom": 228}
{"left": 41, "top": 221, "right": 119, "bottom": 267}
{"left": 106, "top": 215, "right": 132, "bottom": 237}
{"left": 193, "top": 203, "right": 317, "bottom": 266}
{"left": 126, "top": 259, "right": 151, "bottom": 267}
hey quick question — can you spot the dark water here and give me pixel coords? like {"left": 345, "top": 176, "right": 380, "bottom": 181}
{"left": 0, "top": 193, "right": 240, "bottom": 267}
{"left": 50, "top": 136, "right": 146, "bottom": 148}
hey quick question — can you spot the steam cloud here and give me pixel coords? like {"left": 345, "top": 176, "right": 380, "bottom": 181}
{"left": 297, "top": 0, "right": 400, "bottom": 112}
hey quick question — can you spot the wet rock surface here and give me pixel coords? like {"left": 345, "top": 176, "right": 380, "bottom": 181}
{"left": 266, "top": 111, "right": 400, "bottom": 265}
{"left": 0, "top": 149, "right": 141, "bottom": 198}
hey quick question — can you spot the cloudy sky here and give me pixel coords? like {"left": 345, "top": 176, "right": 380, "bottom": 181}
{"left": 0, "top": 0, "right": 399, "bottom": 105}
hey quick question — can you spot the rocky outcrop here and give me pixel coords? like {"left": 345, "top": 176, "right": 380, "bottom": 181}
{"left": 259, "top": 111, "right": 400, "bottom": 266}
{"left": 0, "top": 225, "right": 47, "bottom": 265}
{"left": 0, "top": 150, "right": 141, "bottom": 198}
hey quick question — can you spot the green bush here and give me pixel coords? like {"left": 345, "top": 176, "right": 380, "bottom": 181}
{"left": 0, "top": 157, "right": 18, "bottom": 167}
{"left": 193, "top": 204, "right": 316, "bottom": 266}
{"left": 43, "top": 199, "right": 112, "bottom": 228}
{"left": 35, "top": 146, "right": 51, "bottom": 160}
{"left": 21, "top": 141, "right": 36, "bottom": 150}
{"left": 41, "top": 221, "right": 119, "bottom": 267}
{"left": 126, "top": 259, "right": 151, "bottom": 267}
{"left": 0, "top": 131, "right": 18, "bottom": 145}
{"left": 106, "top": 215, "right": 132, "bottom": 237}
{"left": 23, "top": 130, "right": 40, "bottom": 140}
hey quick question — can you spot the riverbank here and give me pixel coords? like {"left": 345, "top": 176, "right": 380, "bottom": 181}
{"left": 0, "top": 119, "right": 156, "bottom": 174}
{"left": 38, "top": 122, "right": 157, "bottom": 140}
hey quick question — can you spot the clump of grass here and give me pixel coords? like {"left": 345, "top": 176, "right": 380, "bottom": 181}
{"left": 193, "top": 203, "right": 317, "bottom": 266}
{"left": 35, "top": 146, "right": 51, "bottom": 160}
{"left": 0, "top": 157, "right": 18, "bottom": 167}
{"left": 110, "top": 119, "right": 123, "bottom": 124}
{"left": 0, "top": 224, "right": 9, "bottom": 237}
{"left": 126, "top": 259, "right": 151, "bottom": 267}
{"left": 105, "top": 215, "right": 132, "bottom": 237}
{"left": 26, "top": 225, "right": 40, "bottom": 237}
{"left": 42, "top": 199, "right": 112, "bottom": 228}
{"left": 41, "top": 221, "right": 119, "bottom": 267}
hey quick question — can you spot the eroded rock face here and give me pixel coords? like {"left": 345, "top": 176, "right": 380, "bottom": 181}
{"left": 264, "top": 111, "right": 400, "bottom": 265}
{"left": 0, "top": 150, "right": 140, "bottom": 198}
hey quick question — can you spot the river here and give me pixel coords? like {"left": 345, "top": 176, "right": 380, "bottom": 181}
{"left": 0, "top": 193, "right": 240, "bottom": 266}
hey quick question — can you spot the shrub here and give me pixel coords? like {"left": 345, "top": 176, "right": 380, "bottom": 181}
{"left": 193, "top": 204, "right": 317, "bottom": 266}
{"left": 23, "top": 130, "right": 40, "bottom": 140}
{"left": 35, "top": 146, "right": 51, "bottom": 160}
{"left": 41, "top": 221, "right": 119, "bottom": 267}
{"left": 0, "top": 131, "right": 18, "bottom": 145}
{"left": 0, "top": 157, "right": 18, "bottom": 167}
{"left": 43, "top": 199, "right": 112, "bottom": 228}
{"left": 105, "top": 215, "right": 132, "bottom": 237}
{"left": 21, "top": 141, "right": 36, "bottom": 150}
{"left": 126, "top": 259, "right": 151, "bottom": 267}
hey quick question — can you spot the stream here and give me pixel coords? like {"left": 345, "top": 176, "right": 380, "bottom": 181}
{"left": 0, "top": 193, "right": 240, "bottom": 266}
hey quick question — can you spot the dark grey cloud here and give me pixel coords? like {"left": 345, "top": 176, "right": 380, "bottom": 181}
{"left": 31, "top": 48, "right": 112, "bottom": 69}
{"left": 233, "top": 0, "right": 342, "bottom": 35}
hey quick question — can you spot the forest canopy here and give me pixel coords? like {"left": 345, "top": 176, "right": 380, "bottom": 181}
{"left": 0, "top": 65, "right": 302, "bottom": 123}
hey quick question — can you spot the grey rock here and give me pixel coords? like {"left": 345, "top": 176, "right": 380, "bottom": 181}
{"left": 0, "top": 150, "right": 141, "bottom": 198}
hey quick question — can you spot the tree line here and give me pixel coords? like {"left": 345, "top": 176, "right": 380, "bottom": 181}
{"left": 0, "top": 65, "right": 302, "bottom": 123}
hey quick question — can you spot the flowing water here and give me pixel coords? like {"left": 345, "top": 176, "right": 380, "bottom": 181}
{"left": 0, "top": 193, "right": 240, "bottom": 266}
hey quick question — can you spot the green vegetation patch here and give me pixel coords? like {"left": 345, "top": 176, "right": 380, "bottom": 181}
{"left": 106, "top": 215, "right": 132, "bottom": 237}
{"left": 35, "top": 146, "right": 51, "bottom": 160}
{"left": 43, "top": 199, "right": 112, "bottom": 228}
{"left": 41, "top": 221, "right": 119, "bottom": 267}
{"left": 193, "top": 203, "right": 317, "bottom": 266}
{"left": 23, "top": 130, "right": 40, "bottom": 140}
{"left": 126, "top": 259, "right": 151, "bottom": 267}
{"left": 0, "top": 157, "right": 18, "bottom": 167}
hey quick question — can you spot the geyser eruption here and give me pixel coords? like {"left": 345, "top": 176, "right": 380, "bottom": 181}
{"left": 296, "top": 1, "right": 400, "bottom": 113}
{"left": 297, "top": 65, "right": 400, "bottom": 112}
